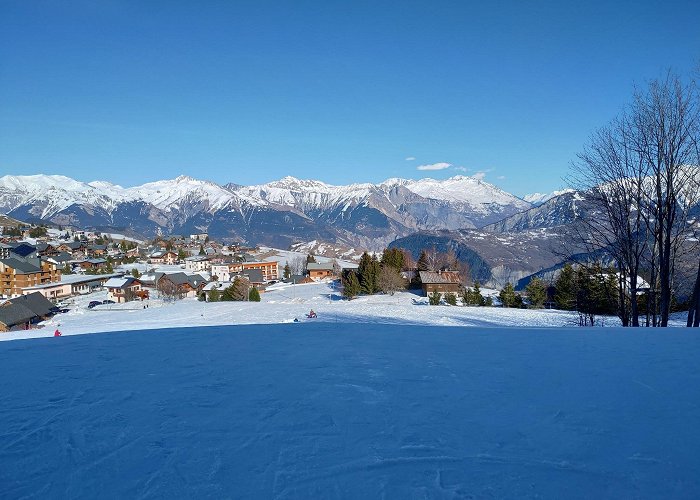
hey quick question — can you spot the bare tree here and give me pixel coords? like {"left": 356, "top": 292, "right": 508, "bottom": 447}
{"left": 377, "top": 266, "right": 406, "bottom": 295}
{"left": 289, "top": 256, "right": 307, "bottom": 275}
{"left": 573, "top": 70, "right": 700, "bottom": 327}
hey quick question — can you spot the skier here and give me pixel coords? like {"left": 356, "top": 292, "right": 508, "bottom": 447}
{"left": 54, "top": 329, "right": 62, "bottom": 337}
{"left": 307, "top": 309, "right": 317, "bottom": 319}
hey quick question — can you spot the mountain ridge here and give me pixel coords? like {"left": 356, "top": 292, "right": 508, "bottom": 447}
{"left": 0, "top": 173, "right": 533, "bottom": 249}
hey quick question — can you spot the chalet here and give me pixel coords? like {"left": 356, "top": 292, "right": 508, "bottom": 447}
{"left": 79, "top": 258, "right": 108, "bottom": 271}
{"left": 0, "top": 301, "right": 35, "bottom": 331}
{"left": 287, "top": 274, "right": 314, "bottom": 285}
{"left": 88, "top": 244, "right": 108, "bottom": 257}
{"left": 155, "top": 272, "right": 207, "bottom": 298}
{"left": 57, "top": 241, "right": 88, "bottom": 257}
{"left": 0, "top": 292, "right": 54, "bottom": 331}
{"left": 46, "top": 252, "right": 74, "bottom": 267}
{"left": 35, "top": 242, "right": 58, "bottom": 257}
{"left": 233, "top": 269, "right": 266, "bottom": 289}
{"left": 307, "top": 262, "right": 335, "bottom": 280}
{"left": 418, "top": 270, "right": 462, "bottom": 296}
{"left": 149, "top": 251, "right": 178, "bottom": 265}
{"left": 184, "top": 255, "right": 211, "bottom": 273}
{"left": 104, "top": 276, "right": 148, "bottom": 303}
{"left": 0, "top": 257, "right": 61, "bottom": 298}
{"left": 190, "top": 233, "right": 208, "bottom": 242}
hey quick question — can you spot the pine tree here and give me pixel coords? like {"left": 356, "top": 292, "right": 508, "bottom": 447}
{"left": 358, "top": 252, "right": 380, "bottom": 294}
{"left": 306, "top": 253, "right": 316, "bottom": 264}
{"left": 177, "top": 248, "right": 187, "bottom": 261}
{"left": 283, "top": 263, "right": 292, "bottom": 279}
{"left": 428, "top": 290, "right": 442, "bottom": 305}
{"left": 444, "top": 292, "right": 457, "bottom": 306}
{"left": 380, "top": 248, "right": 405, "bottom": 271}
{"left": 62, "top": 263, "right": 72, "bottom": 275}
{"left": 499, "top": 282, "right": 517, "bottom": 308}
{"left": 342, "top": 271, "right": 361, "bottom": 299}
{"left": 554, "top": 263, "right": 576, "bottom": 310}
{"left": 131, "top": 268, "right": 141, "bottom": 278}
{"left": 525, "top": 277, "right": 547, "bottom": 308}
{"left": 199, "top": 244, "right": 205, "bottom": 256}
{"left": 208, "top": 288, "right": 221, "bottom": 302}
{"left": 248, "top": 287, "right": 261, "bottom": 302}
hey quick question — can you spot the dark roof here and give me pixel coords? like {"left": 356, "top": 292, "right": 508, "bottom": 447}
{"left": 235, "top": 269, "right": 264, "bottom": 284}
{"left": 159, "top": 272, "right": 206, "bottom": 288}
{"left": 0, "top": 257, "right": 41, "bottom": 274}
{"left": 64, "top": 241, "right": 85, "bottom": 250}
{"left": 8, "top": 292, "right": 54, "bottom": 317}
{"left": 418, "top": 271, "right": 462, "bottom": 285}
{"left": 0, "top": 302, "right": 36, "bottom": 328}
{"left": 10, "top": 243, "right": 36, "bottom": 257}
{"left": 50, "top": 252, "right": 74, "bottom": 263}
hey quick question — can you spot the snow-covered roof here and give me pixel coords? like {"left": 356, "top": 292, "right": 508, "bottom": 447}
{"left": 104, "top": 277, "right": 138, "bottom": 289}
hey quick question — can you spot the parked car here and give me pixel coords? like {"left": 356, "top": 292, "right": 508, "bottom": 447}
{"left": 87, "top": 301, "right": 101, "bottom": 309}
{"left": 102, "top": 300, "right": 115, "bottom": 305}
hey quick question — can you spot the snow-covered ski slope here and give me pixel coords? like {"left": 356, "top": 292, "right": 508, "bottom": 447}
{"left": 1, "top": 281, "right": 668, "bottom": 342}
{"left": 1, "top": 324, "right": 699, "bottom": 498}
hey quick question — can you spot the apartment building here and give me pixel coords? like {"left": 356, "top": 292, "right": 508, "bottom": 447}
{"left": 0, "top": 257, "right": 61, "bottom": 298}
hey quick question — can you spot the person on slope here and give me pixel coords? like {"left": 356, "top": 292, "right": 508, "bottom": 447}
{"left": 54, "top": 329, "right": 62, "bottom": 337}
{"left": 307, "top": 309, "right": 317, "bottom": 319}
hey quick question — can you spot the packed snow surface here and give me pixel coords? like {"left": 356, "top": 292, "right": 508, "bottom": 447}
{"left": 1, "top": 324, "right": 699, "bottom": 498}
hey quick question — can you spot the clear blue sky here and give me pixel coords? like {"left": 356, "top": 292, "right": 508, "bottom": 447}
{"left": 1, "top": 1, "right": 698, "bottom": 196}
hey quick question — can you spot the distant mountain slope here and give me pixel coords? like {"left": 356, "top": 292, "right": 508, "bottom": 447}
{"left": 0, "top": 174, "right": 533, "bottom": 248}
{"left": 483, "top": 190, "right": 593, "bottom": 233}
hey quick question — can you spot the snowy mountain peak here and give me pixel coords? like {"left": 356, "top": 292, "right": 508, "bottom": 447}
{"left": 523, "top": 189, "right": 575, "bottom": 206}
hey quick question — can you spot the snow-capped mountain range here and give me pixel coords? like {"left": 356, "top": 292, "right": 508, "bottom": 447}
{"left": 0, "top": 174, "right": 535, "bottom": 248}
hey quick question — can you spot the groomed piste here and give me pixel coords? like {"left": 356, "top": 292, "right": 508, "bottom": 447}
{"left": 1, "top": 323, "right": 699, "bottom": 498}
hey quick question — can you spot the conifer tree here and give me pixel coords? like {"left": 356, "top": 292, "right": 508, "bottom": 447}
{"left": 499, "top": 282, "right": 518, "bottom": 308}
{"left": 198, "top": 244, "right": 205, "bottom": 256}
{"left": 208, "top": 288, "right": 221, "bottom": 302}
{"left": 342, "top": 271, "right": 360, "bottom": 299}
{"left": 380, "top": 248, "right": 405, "bottom": 271}
{"left": 283, "top": 263, "right": 292, "bottom": 279}
{"left": 525, "top": 277, "right": 547, "bottom": 308}
{"left": 429, "top": 290, "right": 442, "bottom": 305}
{"left": 248, "top": 287, "right": 261, "bottom": 302}
{"left": 554, "top": 263, "right": 576, "bottom": 310}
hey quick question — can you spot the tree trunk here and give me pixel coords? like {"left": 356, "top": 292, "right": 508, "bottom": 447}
{"left": 688, "top": 259, "right": 700, "bottom": 328}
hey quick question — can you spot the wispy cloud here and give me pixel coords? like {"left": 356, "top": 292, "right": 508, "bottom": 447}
{"left": 405, "top": 156, "right": 416, "bottom": 161}
{"left": 472, "top": 171, "right": 487, "bottom": 180}
{"left": 454, "top": 166, "right": 468, "bottom": 172}
{"left": 417, "top": 162, "right": 451, "bottom": 171}
{"left": 497, "top": 175, "right": 506, "bottom": 180}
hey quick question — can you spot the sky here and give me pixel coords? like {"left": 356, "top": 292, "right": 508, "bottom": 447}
{"left": 1, "top": 1, "right": 699, "bottom": 197}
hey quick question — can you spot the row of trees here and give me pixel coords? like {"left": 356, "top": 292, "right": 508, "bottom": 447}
{"left": 573, "top": 70, "right": 700, "bottom": 327}
{"left": 204, "top": 279, "right": 261, "bottom": 302}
